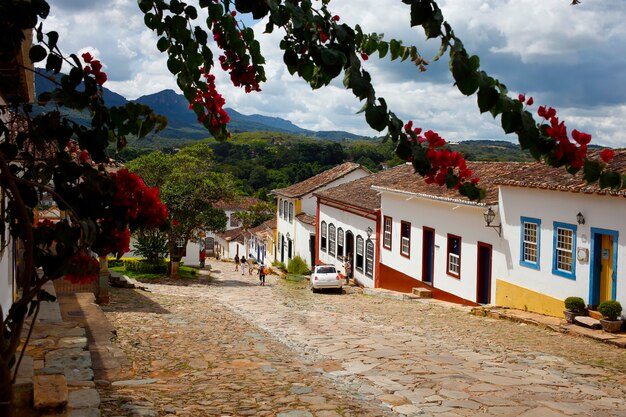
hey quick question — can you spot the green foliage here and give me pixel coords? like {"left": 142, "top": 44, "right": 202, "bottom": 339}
{"left": 232, "top": 201, "right": 275, "bottom": 229}
{"left": 133, "top": 229, "right": 169, "bottom": 262}
{"left": 598, "top": 300, "right": 623, "bottom": 321}
{"left": 564, "top": 296, "right": 586, "bottom": 313}
{"left": 123, "top": 259, "right": 168, "bottom": 274}
{"left": 273, "top": 260, "right": 287, "bottom": 271}
{"left": 287, "top": 256, "right": 311, "bottom": 275}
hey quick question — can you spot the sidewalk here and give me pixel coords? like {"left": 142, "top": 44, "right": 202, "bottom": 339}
{"left": 362, "top": 286, "right": 626, "bottom": 349}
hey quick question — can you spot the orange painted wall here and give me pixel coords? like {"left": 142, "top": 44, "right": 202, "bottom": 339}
{"left": 379, "top": 263, "right": 478, "bottom": 306}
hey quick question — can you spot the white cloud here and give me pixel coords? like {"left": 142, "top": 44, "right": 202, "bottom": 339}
{"left": 43, "top": 0, "right": 626, "bottom": 147}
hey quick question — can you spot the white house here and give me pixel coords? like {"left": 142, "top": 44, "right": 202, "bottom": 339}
{"left": 247, "top": 218, "right": 277, "bottom": 265}
{"left": 373, "top": 162, "right": 522, "bottom": 305}
{"left": 315, "top": 164, "right": 415, "bottom": 287}
{"left": 493, "top": 152, "right": 626, "bottom": 318}
{"left": 271, "top": 162, "right": 370, "bottom": 268}
{"left": 214, "top": 227, "right": 247, "bottom": 261}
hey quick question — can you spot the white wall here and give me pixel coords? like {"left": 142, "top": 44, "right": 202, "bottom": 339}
{"left": 380, "top": 192, "right": 502, "bottom": 303}
{"left": 500, "top": 186, "right": 626, "bottom": 311}
{"left": 318, "top": 204, "right": 376, "bottom": 288}
{"left": 294, "top": 220, "right": 315, "bottom": 268}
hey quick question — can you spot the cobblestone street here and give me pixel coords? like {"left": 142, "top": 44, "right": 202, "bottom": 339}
{"left": 100, "top": 260, "right": 626, "bottom": 416}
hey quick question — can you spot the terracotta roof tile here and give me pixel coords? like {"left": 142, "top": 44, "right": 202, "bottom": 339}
{"left": 296, "top": 212, "right": 316, "bottom": 225}
{"left": 371, "top": 162, "right": 527, "bottom": 206}
{"left": 315, "top": 163, "right": 413, "bottom": 211}
{"left": 271, "top": 162, "right": 369, "bottom": 198}
{"left": 216, "top": 227, "right": 244, "bottom": 241}
{"left": 495, "top": 149, "right": 626, "bottom": 196}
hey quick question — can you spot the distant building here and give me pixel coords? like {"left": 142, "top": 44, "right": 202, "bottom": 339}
{"left": 271, "top": 162, "right": 371, "bottom": 268}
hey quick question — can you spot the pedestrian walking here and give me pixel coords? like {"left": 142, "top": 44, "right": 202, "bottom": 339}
{"left": 234, "top": 254, "right": 239, "bottom": 271}
{"left": 248, "top": 254, "right": 254, "bottom": 275}
{"left": 344, "top": 253, "right": 352, "bottom": 285}
{"left": 258, "top": 263, "right": 267, "bottom": 286}
{"left": 240, "top": 255, "right": 246, "bottom": 275}
{"left": 199, "top": 249, "right": 206, "bottom": 269}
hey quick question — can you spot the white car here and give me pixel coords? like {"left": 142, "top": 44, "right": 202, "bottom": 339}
{"left": 310, "top": 264, "right": 343, "bottom": 292}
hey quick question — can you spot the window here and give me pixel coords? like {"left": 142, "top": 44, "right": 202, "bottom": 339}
{"left": 400, "top": 221, "right": 411, "bottom": 258}
{"left": 383, "top": 216, "right": 392, "bottom": 249}
{"left": 365, "top": 239, "right": 374, "bottom": 277}
{"left": 553, "top": 222, "right": 577, "bottom": 279}
{"left": 289, "top": 202, "right": 294, "bottom": 223}
{"left": 328, "top": 224, "right": 336, "bottom": 257}
{"left": 283, "top": 200, "right": 288, "bottom": 220}
{"left": 176, "top": 237, "right": 185, "bottom": 247}
{"left": 446, "top": 234, "right": 461, "bottom": 278}
{"left": 356, "top": 235, "right": 364, "bottom": 271}
{"left": 229, "top": 214, "right": 241, "bottom": 228}
{"left": 520, "top": 217, "right": 541, "bottom": 269}
{"left": 337, "top": 228, "right": 344, "bottom": 258}
{"left": 320, "top": 221, "right": 327, "bottom": 252}
{"left": 278, "top": 199, "right": 283, "bottom": 217}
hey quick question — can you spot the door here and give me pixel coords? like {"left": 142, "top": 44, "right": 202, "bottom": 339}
{"left": 309, "top": 235, "right": 316, "bottom": 268}
{"left": 422, "top": 228, "right": 434, "bottom": 284}
{"left": 280, "top": 235, "right": 285, "bottom": 263}
{"left": 600, "top": 235, "right": 614, "bottom": 302}
{"left": 476, "top": 242, "right": 492, "bottom": 304}
{"left": 590, "top": 228, "right": 618, "bottom": 306}
{"left": 345, "top": 231, "right": 354, "bottom": 278}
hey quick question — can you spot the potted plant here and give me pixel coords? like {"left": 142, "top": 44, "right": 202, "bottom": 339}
{"left": 598, "top": 300, "right": 623, "bottom": 333}
{"left": 563, "top": 296, "right": 586, "bottom": 323}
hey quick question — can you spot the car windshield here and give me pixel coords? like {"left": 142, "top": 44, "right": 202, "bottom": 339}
{"left": 316, "top": 266, "right": 336, "bottom": 274}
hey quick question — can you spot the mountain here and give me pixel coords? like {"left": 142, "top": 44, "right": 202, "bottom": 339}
{"left": 32, "top": 71, "right": 369, "bottom": 143}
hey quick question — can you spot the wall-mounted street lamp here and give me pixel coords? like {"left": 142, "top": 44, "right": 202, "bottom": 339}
{"left": 483, "top": 207, "right": 502, "bottom": 237}
{"left": 286, "top": 232, "right": 291, "bottom": 240}
{"left": 366, "top": 226, "right": 373, "bottom": 239}
{"left": 576, "top": 212, "right": 585, "bottom": 225}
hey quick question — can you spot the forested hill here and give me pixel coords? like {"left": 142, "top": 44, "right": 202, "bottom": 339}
{"left": 33, "top": 71, "right": 369, "bottom": 143}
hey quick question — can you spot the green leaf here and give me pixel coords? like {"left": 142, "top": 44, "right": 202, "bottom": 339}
{"left": 410, "top": 1, "right": 433, "bottom": 26}
{"left": 46, "top": 31, "right": 59, "bottom": 50}
{"left": 365, "top": 103, "right": 388, "bottom": 132}
{"left": 167, "top": 57, "right": 182, "bottom": 74}
{"left": 477, "top": 85, "right": 498, "bottom": 114}
{"left": 501, "top": 110, "right": 521, "bottom": 134}
{"left": 157, "top": 36, "right": 170, "bottom": 52}
{"left": 138, "top": 0, "right": 153, "bottom": 13}
{"left": 29, "top": 45, "right": 47, "bottom": 63}
{"left": 390, "top": 39, "right": 402, "bottom": 60}
{"left": 582, "top": 159, "right": 603, "bottom": 183}
{"left": 45, "top": 53, "right": 62, "bottom": 73}
{"left": 377, "top": 41, "right": 389, "bottom": 58}
{"left": 599, "top": 171, "right": 622, "bottom": 190}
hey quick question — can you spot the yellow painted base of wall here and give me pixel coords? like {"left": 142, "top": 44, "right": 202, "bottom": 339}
{"left": 496, "top": 279, "right": 564, "bottom": 318}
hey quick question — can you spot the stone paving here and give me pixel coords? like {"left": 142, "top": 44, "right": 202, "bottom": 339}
{"left": 100, "top": 260, "right": 626, "bottom": 416}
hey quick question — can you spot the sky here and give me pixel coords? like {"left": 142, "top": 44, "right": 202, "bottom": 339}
{"left": 44, "top": 0, "right": 626, "bottom": 147}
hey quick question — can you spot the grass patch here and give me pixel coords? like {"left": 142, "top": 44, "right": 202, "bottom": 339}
{"left": 110, "top": 264, "right": 198, "bottom": 280}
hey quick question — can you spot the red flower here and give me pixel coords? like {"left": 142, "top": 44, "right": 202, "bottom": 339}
{"left": 81, "top": 52, "right": 93, "bottom": 63}
{"left": 361, "top": 53, "right": 369, "bottom": 61}
{"left": 571, "top": 129, "right": 592, "bottom": 146}
{"left": 231, "top": 10, "right": 237, "bottom": 16}
{"left": 600, "top": 149, "right": 615, "bottom": 163}
{"left": 333, "top": 15, "right": 340, "bottom": 21}
{"left": 518, "top": 94, "right": 525, "bottom": 103}
{"left": 319, "top": 30, "right": 329, "bottom": 43}
{"left": 526, "top": 97, "right": 534, "bottom": 106}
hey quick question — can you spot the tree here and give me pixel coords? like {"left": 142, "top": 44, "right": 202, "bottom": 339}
{"left": 0, "top": 1, "right": 169, "bottom": 414}
{"left": 127, "top": 143, "right": 235, "bottom": 276}
{"left": 232, "top": 201, "right": 276, "bottom": 229}
{"left": 138, "top": 0, "right": 621, "bottom": 197}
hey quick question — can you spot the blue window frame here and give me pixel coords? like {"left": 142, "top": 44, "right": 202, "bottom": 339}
{"left": 552, "top": 221, "right": 577, "bottom": 280}
{"left": 520, "top": 217, "right": 541, "bottom": 270}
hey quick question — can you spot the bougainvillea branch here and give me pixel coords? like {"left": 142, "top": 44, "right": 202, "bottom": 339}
{"left": 138, "top": 0, "right": 622, "bottom": 199}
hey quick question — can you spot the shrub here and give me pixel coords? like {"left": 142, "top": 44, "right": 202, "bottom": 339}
{"left": 287, "top": 256, "right": 311, "bottom": 275}
{"left": 598, "top": 300, "right": 623, "bottom": 321}
{"left": 123, "top": 259, "right": 168, "bottom": 274}
{"left": 272, "top": 260, "right": 286, "bottom": 271}
{"left": 564, "top": 296, "right": 586, "bottom": 313}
